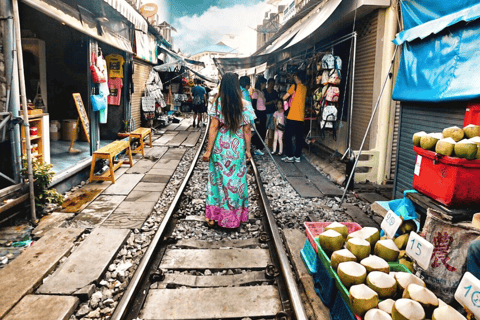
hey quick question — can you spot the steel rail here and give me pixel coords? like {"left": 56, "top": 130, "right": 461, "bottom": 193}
{"left": 111, "top": 122, "right": 209, "bottom": 320}
{"left": 250, "top": 159, "right": 308, "bottom": 320}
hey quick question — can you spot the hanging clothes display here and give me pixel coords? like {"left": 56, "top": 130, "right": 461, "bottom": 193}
{"left": 105, "top": 54, "right": 125, "bottom": 78}
{"left": 97, "top": 50, "right": 110, "bottom": 123}
{"left": 108, "top": 77, "right": 123, "bottom": 106}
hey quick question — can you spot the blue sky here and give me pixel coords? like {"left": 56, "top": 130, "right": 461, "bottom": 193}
{"left": 168, "top": 0, "right": 269, "bottom": 55}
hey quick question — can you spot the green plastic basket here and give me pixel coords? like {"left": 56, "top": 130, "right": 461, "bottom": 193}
{"left": 313, "top": 238, "right": 336, "bottom": 278}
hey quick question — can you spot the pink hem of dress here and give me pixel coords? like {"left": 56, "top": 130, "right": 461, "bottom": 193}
{"left": 205, "top": 205, "right": 249, "bottom": 228}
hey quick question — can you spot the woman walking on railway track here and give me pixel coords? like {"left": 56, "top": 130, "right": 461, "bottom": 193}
{"left": 202, "top": 73, "right": 256, "bottom": 229}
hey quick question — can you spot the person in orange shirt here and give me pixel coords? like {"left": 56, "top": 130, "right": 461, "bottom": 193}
{"left": 281, "top": 71, "right": 307, "bottom": 163}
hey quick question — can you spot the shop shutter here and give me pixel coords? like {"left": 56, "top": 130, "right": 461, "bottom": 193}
{"left": 393, "top": 104, "right": 466, "bottom": 199}
{"left": 131, "top": 59, "right": 152, "bottom": 130}
{"left": 390, "top": 100, "right": 401, "bottom": 179}
{"left": 351, "top": 11, "right": 378, "bottom": 150}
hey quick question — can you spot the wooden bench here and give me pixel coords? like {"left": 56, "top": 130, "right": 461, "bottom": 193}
{"left": 129, "top": 127, "right": 153, "bottom": 157}
{"left": 89, "top": 140, "right": 133, "bottom": 184}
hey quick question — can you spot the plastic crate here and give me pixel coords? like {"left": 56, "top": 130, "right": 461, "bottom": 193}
{"left": 300, "top": 240, "right": 318, "bottom": 275}
{"left": 412, "top": 146, "right": 480, "bottom": 207}
{"left": 330, "top": 290, "right": 357, "bottom": 320}
{"left": 313, "top": 258, "right": 337, "bottom": 307}
{"left": 304, "top": 222, "right": 362, "bottom": 253}
{"left": 332, "top": 263, "right": 412, "bottom": 317}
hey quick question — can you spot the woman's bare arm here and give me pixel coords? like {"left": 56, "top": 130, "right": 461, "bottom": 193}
{"left": 202, "top": 117, "right": 220, "bottom": 161}
{"left": 243, "top": 123, "right": 252, "bottom": 161}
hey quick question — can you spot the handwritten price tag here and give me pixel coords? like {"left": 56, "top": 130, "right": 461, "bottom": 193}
{"left": 455, "top": 272, "right": 480, "bottom": 318}
{"left": 381, "top": 210, "right": 403, "bottom": 239}
{"left": 406, "top": 232, "right": 433, "bottom": 270}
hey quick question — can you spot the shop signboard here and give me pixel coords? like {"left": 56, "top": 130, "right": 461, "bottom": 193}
{"left": 135, "top": 31, "right": 158, "bottom": 64}
{"left": 282, "top": 0, "right": 296, "bottom": 23}
{"left": 140, "top": 3, "right": 158, "bottom": 18}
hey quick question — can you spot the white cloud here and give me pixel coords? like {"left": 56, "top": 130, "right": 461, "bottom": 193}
{"left": 173, "top": 1, "right": 270, "bottom": 56}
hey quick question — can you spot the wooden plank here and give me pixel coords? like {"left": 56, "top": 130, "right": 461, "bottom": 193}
{"left": 182, "top": 131, "right": 201, "bottom": 147}
{"left": 166, "top": 132, "right": 190, "bottom": 147}
{"left": 72, "top": 195, "right": 125, "bottom": 226}
{"left": 153, "top": 132, "right": 178, "bottom": 146}
{"left": 103, "top": 173, "right": 144, "bottom": 195}
{"left": 309, "top": 175, "right": 343, "bottom": 197}
{"left": 160, "top": 249, "right": 270, "bottom": 269}
{"left": 140, "top": 286, "right": 281, "bottom": 319}
{"left": 3, "top": 295, "right": 79, "bottom": 320}
{"left": 38, "top": 228, "right": 130, "bottom": 295}
{"left": 343, "top": 204, "right": 380, "bottom": 228}
{"left": 288, "top": 177, "right": 323, "bottom": 198}
{"left": 159, "top": 271, "right": 268, "bottom": 288}
{"left": 274, "top": 158, "right": 304, "bottom": 177}
{"left": 94, "top": 140, "right": 129, "bottom": 155}
{"left": 0, "top": 228, "right": 84, "bottom": 318}
{"left": 0, "top": 183, "right": 23, "bottom": 199}
{"left": 294, "top": 160, "right": 322, "bottom": 177}
{"left": 0, "top": 194, "right": 29, "bottom": 214}
{"left": 175, "top": 238, "right": 260, "bottom": 249}
{"left": 357, "top": 193, "right": 390, "bottom": 204}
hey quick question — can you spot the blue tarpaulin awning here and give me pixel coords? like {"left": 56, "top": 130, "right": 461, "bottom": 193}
{"left": 392, "top": 1, "right": 480, "bottom": 103}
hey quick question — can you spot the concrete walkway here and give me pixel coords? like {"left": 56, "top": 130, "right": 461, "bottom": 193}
{"left": 0, "top": 117, "right": 201, "bottom": 319}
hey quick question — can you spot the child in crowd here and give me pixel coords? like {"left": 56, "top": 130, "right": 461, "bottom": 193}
{"left": 272, "top": 100, "right": 285, "bottom": 156}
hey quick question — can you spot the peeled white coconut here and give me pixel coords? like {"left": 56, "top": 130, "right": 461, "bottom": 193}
{"left": 435, "top": 137, "right": 456, "bottom": 156}
{"left": 432, "top": 306, "right": 467, "bottom": 320}
{"left": 464, "top": 124, "right": 480, "bottom": 139}
{"left": 347, "top": 227, "right": 380, "bottom": 248}
{"left": 454, "top": 139, "right": 478, "bottom": 159}
{"left": 361, "top": 255, "right": 390, "bottom": 273}
{"left": 325, "top": 222, "right": 349, "bottom": 239}
{"left": 346, "top": 237, "right": 371, "bottom": 261}
{"left": 413, "top": 131, "right": 427, "bottom": 147}
{"left": 374, "top": 239, "right": 400, "bottom": 262}
{"left": 365, "top": 308, "right": 393, "bottom": 320}
{"left": 366, "top": 271, "right": 397, "bottom": 299}
{"left": 392, "top": 299, "right": 426, "bottom": 320}
{"left": 330, "top": 249, "right": 357, "bottom": 270}
{"left": 443, "top": 126, "right": 464, "bottom": 142}
{"left": 394, "top": 272, "right": 426, "bottom": 291}
{"left": 337, "top": 261, "right": 367, "bottom": 287}
{"left": 379, "top": 299, "right": 396, "bottom": 314}
{"left": 403, "top": 283, "right": 438, "bottom": 318}
{"left": 349, "top": 284, "right": 379, "bottom": 317}
{"left": 317, "top": 229, "right": 345, "bottom": 253}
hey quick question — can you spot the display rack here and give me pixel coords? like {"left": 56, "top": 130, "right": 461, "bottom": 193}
{"left": 21, "top": 113, "right": 45, "bottom": 162}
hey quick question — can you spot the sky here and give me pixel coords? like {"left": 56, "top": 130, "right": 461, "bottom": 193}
{"left": 165, "top": 0, "right": 273, "bottom": 56}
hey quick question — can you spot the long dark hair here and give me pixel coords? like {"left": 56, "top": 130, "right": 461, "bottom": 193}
{"left": 254, "top": 76, "right": 267, "bottom": 91}
{"left": 214, "top": 72, "right": 243, "bottom": 133}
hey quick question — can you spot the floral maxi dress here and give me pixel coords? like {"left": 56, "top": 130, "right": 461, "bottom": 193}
{"left": 205, "top": 99, "right": 256, "bottom": 228}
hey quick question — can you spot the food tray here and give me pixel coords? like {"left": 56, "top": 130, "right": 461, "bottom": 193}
{"left": 304, "top": 221, "right": 362, "bottom": 253}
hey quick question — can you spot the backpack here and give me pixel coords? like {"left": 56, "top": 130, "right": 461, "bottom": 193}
{"left": 192, "top": 87, "right": 204, "bottom": 105}
{"left": 320, "top": 104, "right": 338, "bottom": 140}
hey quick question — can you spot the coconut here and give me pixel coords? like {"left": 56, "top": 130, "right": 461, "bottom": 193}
{"left": 346, "top": 237, "right": 371, "bottom": 261}
{"left": 325, "top": 222, "right": 349, "bottom": 239}
{"left": 399, "top": 220, "right": 417, "bottom": 235}
{"left": 435, "top": 138, "right": 457, "bottom": 156}
{"left": 464, "top": 124, "right": 480, "bottom": 139}
{"left": 366, "top": 271, "right": 397, "bottom": 299}
{"left": 420, "top": 133, "right": 442, "bottom": 151}
{"left": 379, "top": 299, "right": 396, "bottom": 314}
{"left": 331, "top": 249, "right": 357, "bottom": 270}
{"left": 394, "top": 272, "right": 426, "bottom": 291}
{"left": 365, "top": 308, "right": 393, "bottom": 320}
{"left": 360, "top": 255, "right": 390, "bottom": 273}
{"left": 399, "top": 258, "right": 414, "bottom": 273}
{"left": 438, "top": 299, "right": 448, "bottom": 308}
{"left": 349, "top": 284, "right": 379, "bottom": 317}
{"left": 399, "top": 250, "right": 407, "bottom": 259}
{"left": 469, "top": 136, "right": 480, "bottom": 159}
{"left": 443, "top": 126, "right": 464, "bottom": 142}
{"left": 432, "top": 306, "right": 466, "bottom": 320}
{"left": 337, "top": 261, "right": 367, "bottom": 288}
{"left": 394, "top": 234, "right": 410, "bottom": 250}
{"left": 403, "top": 283, "right": 439, "bottom": 318}
{"left": 454, "top": 139, "right": 478, "bottom": 159}
{"left": 413, "top": 131, "right": 427, "bottom": 147}
{"left": 392, "top": 299, "right": 426, "bottom": 320}
{"left": 347, "top": 227, "right": 380, "bottom": 248}
{"left": 318, "top": 230, "right": 345, "bottom": 254}
{"left": 375, "top": 239, "right": 400, "bottom": 262}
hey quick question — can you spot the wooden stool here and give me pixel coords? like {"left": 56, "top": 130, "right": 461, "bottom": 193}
{"left": 129, "top": 127, "right": 153, "bottom": 157}
{"left": 89, "top": 140, "right": 133, "bottom": 184}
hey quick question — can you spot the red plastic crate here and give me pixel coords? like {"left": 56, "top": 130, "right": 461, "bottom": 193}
{"left": 412, "top": 146, "right": 480, "bottom": 207}
{"left": 464, "top": 103, "right": 480, "bottom": 126}
{"left": 304, "top": 222, "right": 362, "bottom": 253}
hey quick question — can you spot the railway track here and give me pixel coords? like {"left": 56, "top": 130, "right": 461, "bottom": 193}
{"left": 109, "top": 124, "right": 308, "bottom": 320}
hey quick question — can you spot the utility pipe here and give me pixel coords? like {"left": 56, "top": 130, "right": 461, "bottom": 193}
{"left": 12, "top": 0, "right": 36, "bottom": 221}
{"left": 1, "top": 0, "right": 21, "bottom": 183}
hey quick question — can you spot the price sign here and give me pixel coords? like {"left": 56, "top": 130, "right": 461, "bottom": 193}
{"left": 455, "top": 272, "right": 480, "bottom": 318}
{"left": 406, "top": 231, "right": 433, "bottom": 270}
{"left": 381, "top": 210, "right": 403, "bottom": 239}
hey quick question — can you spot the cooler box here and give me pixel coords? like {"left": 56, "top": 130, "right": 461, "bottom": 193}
{"left": 464, "top": 102, "right": 480, "bottom": 127}
{"left": 412, "top": 146, "right": 480, "bottom": 207}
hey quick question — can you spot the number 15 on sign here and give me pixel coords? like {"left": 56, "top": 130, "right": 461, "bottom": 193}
{"left": 406, "top": 232, "right": 433, "bottom": 270}
{"left": 455, "top": 272, "right": 480, "bottom": 319}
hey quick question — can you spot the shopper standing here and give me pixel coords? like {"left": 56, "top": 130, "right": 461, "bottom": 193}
{"left": 191, "top": 79, "right": 207, "bottom": 128}
{"left": 251, "top": 76, "right": 267, "bottom": 155}
{"left": 264, "top": 78, "right": 279, "bottom": 148}
{"left": 202, "top": 73, "right": 256, "bottom": 229}
{"left": 239, "top": 76, "right": 251, "bottom": 102}
{"left": 272, "top": 100, "right": 285, "bottom": 156}
{"left": 282, "top": 71, "right": 307, "bottom": 163}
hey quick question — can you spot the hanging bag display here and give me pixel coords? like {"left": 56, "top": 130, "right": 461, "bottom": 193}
{"left": 325, "top": 86, "right": 340, "bottom": 102}
{"left": 90, "top": 87, "right": 107, "bottom": 112}
{"left": 320, "top": 104, "right": 338, "bottom": 140}
{"left": 327, "top": 69, "right": 341, "bottom": 85}
{"left": 89, "top": 53, "right": 106, "bottom": 83}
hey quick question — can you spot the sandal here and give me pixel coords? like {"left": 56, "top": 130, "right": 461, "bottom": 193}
{"left": 205, "top": 218, "right": 215, "bottom": 227}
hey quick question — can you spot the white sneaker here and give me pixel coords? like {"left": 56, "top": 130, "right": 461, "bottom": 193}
{"left": 295, "top": 157, "right": 301, "bottom": 163}
{"left": 254, "top": 150, "right": 265, "bottom": 156}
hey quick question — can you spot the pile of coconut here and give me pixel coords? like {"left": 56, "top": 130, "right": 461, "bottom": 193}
{"left": 413, "top": 125, "right": 480, "bottom": 159}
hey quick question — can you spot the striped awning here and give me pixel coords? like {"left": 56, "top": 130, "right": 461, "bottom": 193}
{"left": 103, "top": 0, "right": 148, "bottom": 33}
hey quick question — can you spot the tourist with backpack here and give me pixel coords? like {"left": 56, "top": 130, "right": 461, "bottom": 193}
{"left": 192, "top": 79, "right": 207, "bottom": 128}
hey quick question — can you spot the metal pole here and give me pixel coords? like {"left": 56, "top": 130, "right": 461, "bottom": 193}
{"left": 347, "top": 32, "right": 357, "bottom": 153}
{"left": 340, "top": 46, "right": 398, "bottom": 205}
{"left": 12, "top": 0, "right": 36, "bottom": 221}
{"left": 2, "top": 0, "right": 21, "bottom": 183}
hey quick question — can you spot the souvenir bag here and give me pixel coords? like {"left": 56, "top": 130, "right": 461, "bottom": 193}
{"left": 320, "top": 104, "right": 338, "bottom": 140}
{"left": 91, "top": 93, "right": 107, "bottom": 111}
{"left": 313, "top": 87, "right": 323, "bottom": 102}
{"left": 321, "top": 70, "right": 330, "bottom": 86}
{"left": 325, "top": 86, "right": 340, "bottom": 102}
{"left": 327, "top": 69, "right": 341, "bottom": 85}
{"left": 89, "top": 53, "right": 106, "bottom": 83}
{"left": 321, "top": 54, "right": 335, "bottom": 70}
{"left": 334, "top": 55, "right": 342, "bottom": 71}
{"left": 284, "top": 84, "right": 297, "bottom": 114}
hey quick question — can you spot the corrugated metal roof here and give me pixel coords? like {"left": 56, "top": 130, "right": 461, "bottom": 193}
{"left": 192, "top": 42, "right": 237, "bottom": 55}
